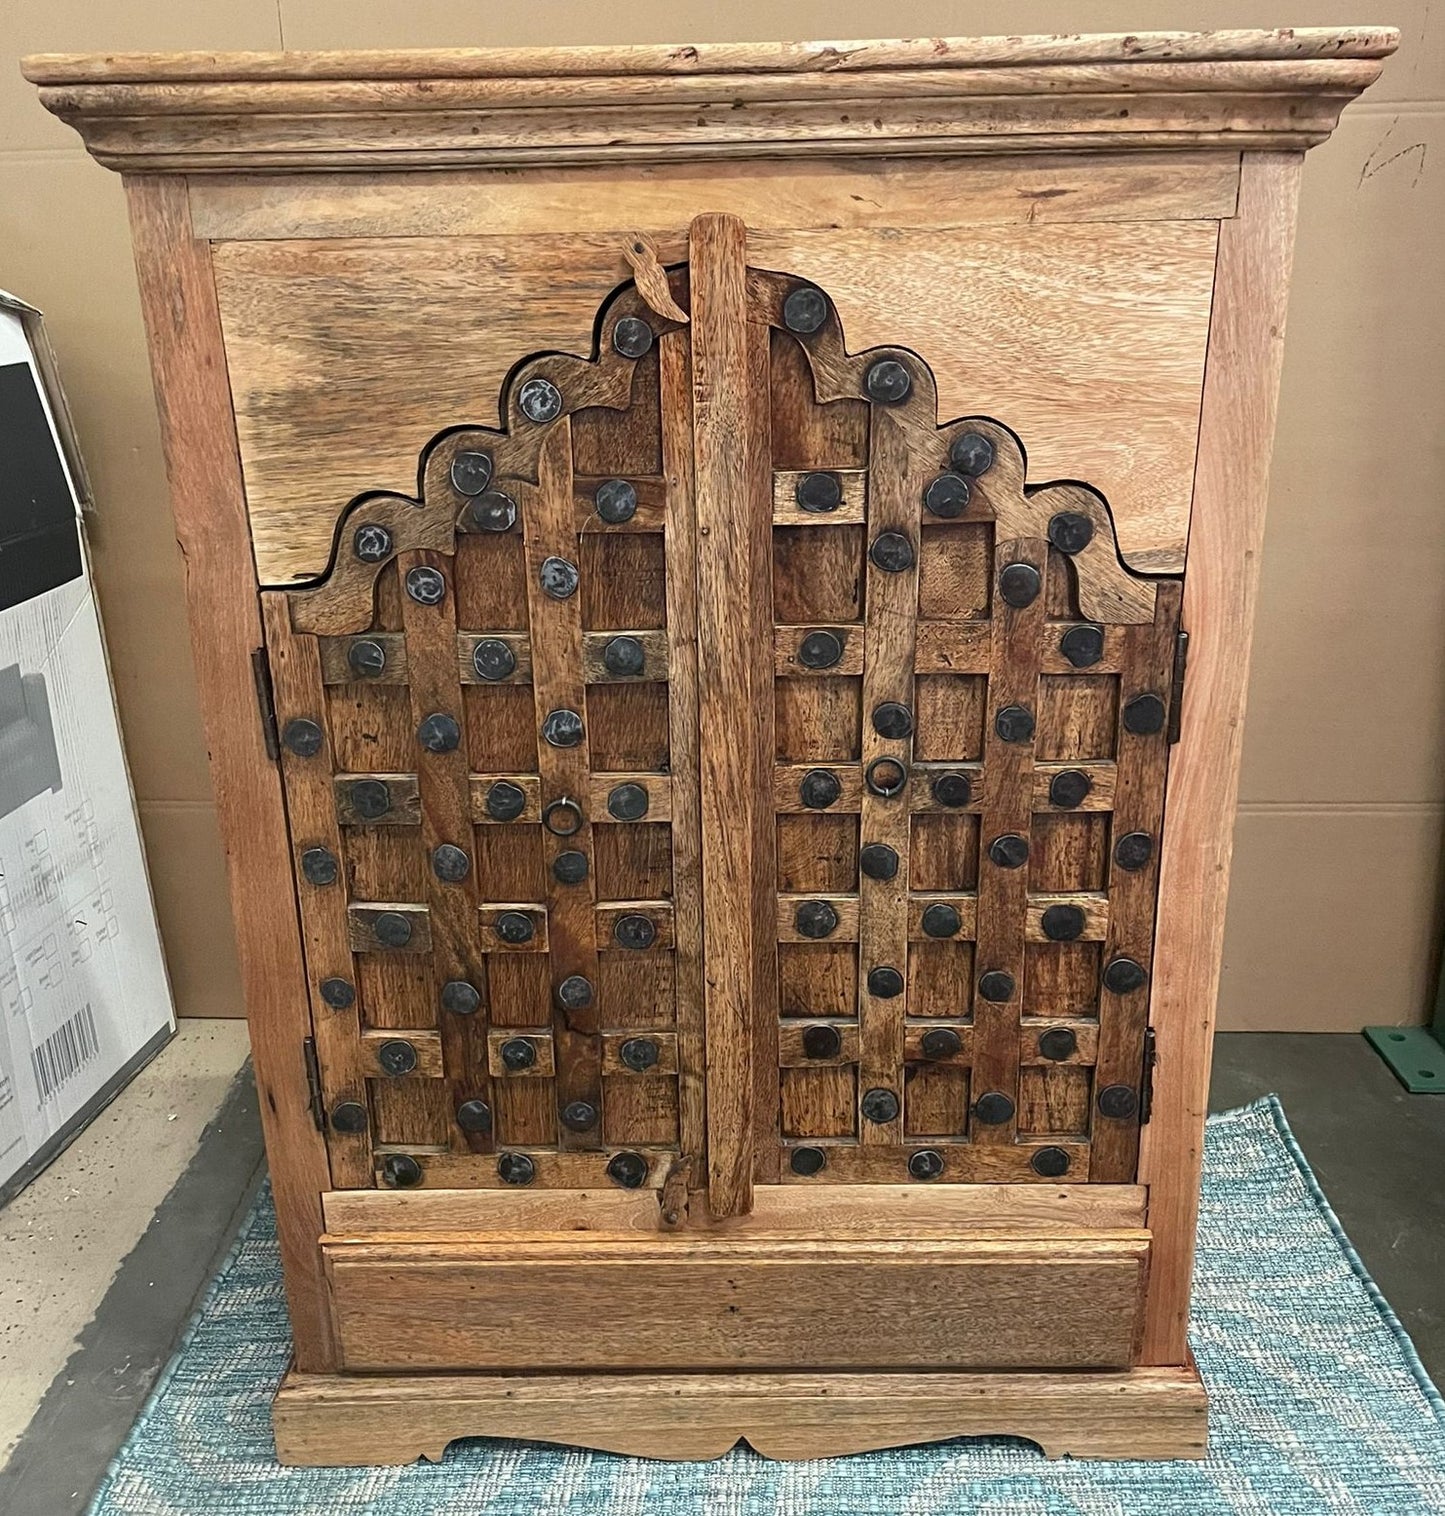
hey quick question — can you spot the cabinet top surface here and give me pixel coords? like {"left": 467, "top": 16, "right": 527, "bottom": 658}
{"left": 25, "top": 28, "right": 1396, "bottom": 173}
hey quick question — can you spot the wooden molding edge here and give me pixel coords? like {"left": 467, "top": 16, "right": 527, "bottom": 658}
{"left": 24, "top": 29, "right": 1395, "bottom": 172}
{"left": 272, "top": 1363, "right": 1209, "bottom": 1464}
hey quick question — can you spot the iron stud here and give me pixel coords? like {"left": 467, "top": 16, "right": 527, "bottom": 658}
{"left": 497, "top": 1152, "right": 535, "bottom": 1186}
{"left": 372, "top": 911, "right": 413, "bottom": 949}
{"left": 795, "top": 899, "right": 839, "bottom": 939}
{"left": 417, "top": 711, "right": 461, "bottom": 753}
{"left": 801, "top": 1025, "right": 842, "bottom": 1060}
{"left": 346, "top": 639, "right": 387, "bottom": 678}
{"left": 978, "top": 970, "right": 1015, "bottom": 1003}
{"left": 607, "top": 783, "right": 649, "bottom": 821}
{"left": 869, "top": 531, "right": 914, "bottom": 573}
{"left": 620, "top": 1037, "right": 661, "bottom": 1072}
{"left": 539, "top": 555, "right": 579, "bottom": 600}
{"left": 791, "top": 1146, "right": 827, "bottom": 1176}
{"left": 614, "top": 913, "right": 657, "bottom": 951}
{"left": 378, "top": 1039, "right": 417, "bottom": 1077}
{"left": 472, "top": 638, "right": 517, "bottom": 682}
{"left": 405, "top": 566, "right": 446, "bottom": 606}
{"left": 799, "top": 769, "right": 842, "bottom": 810}
{"left": 595, "top": 478, "right": 637, "bottom": 524}
{"left": 602, "top": 635, "right": 646, "bottom": 677}
{"left": 795, "top": 471, "right": 842, "bottom": 513}
{"left": 607, "top": 1151, "right": 649, "bottom": 1190}
{"left": 457, "top": 1099, "right": 493, "bottom": 1134}
{"left": 923, "top": 473, "right": 970, "bottom": 519}
{"left": 382, "top": 1154, "right": 422, "bottom": 1188}
{"left": 909, "top": 1149, "right": 945, "bottom": 1181}
{"left": 921, "top": 1027, "right": 962, "bottom": 1061}
{"left": 352, "top": 523, "right": 393, "bottom": 563}
{"left": 949, "top": 431, "right": 996, "bottom": 477}
{"left": 1059, "top": 623, "right": 1105, "bottom": 668}
{"left": 1048, "top": 511, "right": 1094, "bottom": 555}
{"left": 470, "top": 490, "right": 518, "bottom": 533}
{"left": 281, "top": 718, "right": 323, "bottom": 759}
{"left": 300, "top": 847, "right": 338, "bottom": 887}
{"left": 989, "top": 833, "right": 1029, "bottom": 869}
{"left": 998, "top": 561, "right": 1042, "bottom": 609}
{"left": 485, "top": 780, "right": 527, "bottom": 822}
{"left": 974, "top": 1090, "right": 1015, "bottom": 1125}
{"left": 612, "top": 316, "right": 654, "bottom": 359}
{"left": 518, "top": 376, "right": 563, "bottom": 424}
{"left": 783, "top": 285, "right": 828, "bottom": 334}
{"left": 798, "top": 630, "right": 843, "bottom": 669}
{"left": 865, "top": 358, "right": 912, "bottom": 404}
{"left": 441, "top": 980, "right": 481, "bottom": 1016}
{"left": 449, "top": 449, "right": 494, "bottom": 497}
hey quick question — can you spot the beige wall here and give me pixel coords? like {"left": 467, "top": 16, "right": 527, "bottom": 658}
{"left": 4, "top": 4, "right": 1442, "bottom": 1031}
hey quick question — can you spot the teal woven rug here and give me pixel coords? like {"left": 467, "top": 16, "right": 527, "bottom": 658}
{"left": 89, "top": 1096, "right": 1445, "bottom": 1515}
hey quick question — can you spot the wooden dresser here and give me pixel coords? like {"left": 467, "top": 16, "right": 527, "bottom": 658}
{"left": 28, "top": 28, "right": 1393, "bottom": 1464}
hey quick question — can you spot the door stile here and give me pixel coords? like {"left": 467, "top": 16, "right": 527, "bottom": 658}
{"left": 689, "top": 212, "right": 773, "bottom": 1217}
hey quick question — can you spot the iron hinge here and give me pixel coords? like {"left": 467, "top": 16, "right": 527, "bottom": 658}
{"left": 1167, "top": 629, "right": 1190, "bottom": 745}
{"left": 251, "top": 648, "right": 279, "bottom": 761}
{"left": 302, "top": 1036, "right": 325, "bottom": 1132}
{"left": 1140, "top": 1027, "right": 1158, "bottom": 1126}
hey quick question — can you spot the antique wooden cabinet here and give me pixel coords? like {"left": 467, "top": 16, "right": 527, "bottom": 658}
{"left": 29, "top": 28, "right": 1392, "bottom": 1464}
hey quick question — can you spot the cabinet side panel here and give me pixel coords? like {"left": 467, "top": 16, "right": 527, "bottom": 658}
{"left": 1139, "top": 152, "right": 1303, "bottom": 1366}
{"left": 123, "top": 174, "right": 336, "bottom": 1370}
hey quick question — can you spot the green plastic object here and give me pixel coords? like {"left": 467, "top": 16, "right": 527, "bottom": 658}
{"left": 1365, "top": 942, "right": 1445, "bottom": 1092}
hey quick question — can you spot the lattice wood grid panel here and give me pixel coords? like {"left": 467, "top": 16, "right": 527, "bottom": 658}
{"left": 262, "top": 266, "right": 1179, "bottom": 1198}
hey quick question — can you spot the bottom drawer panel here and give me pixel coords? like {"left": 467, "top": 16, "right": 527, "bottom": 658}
{"left": 326, "top": 1234, "right": 1148, "bottom": 1372}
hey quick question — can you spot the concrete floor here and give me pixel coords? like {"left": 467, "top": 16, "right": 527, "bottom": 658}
{"left": 0, "top": 1027, "right": 1441, "bottom": 1515}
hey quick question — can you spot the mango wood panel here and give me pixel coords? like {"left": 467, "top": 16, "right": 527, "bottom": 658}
{"left": 211, "top": 234, "right": 648, "bottom": 585}
{"left": 750, "top": 221, "right": 1219, "bottom": 572}
{"left": 272, "top": 1362, "right": 1208, "bottom": 1464}
{"left": 326, "top": 1236, "right": 1148, "bottom": 1371}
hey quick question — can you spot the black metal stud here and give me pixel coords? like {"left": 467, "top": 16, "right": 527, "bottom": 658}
{"left": 867, "top": 966, "right": 905, "bottom": 999}
{"left": 1098, "top": 1084, "right": 1140, "bottom": 1120}
{"left": 500, "top": 1037, "right": 536, "bottom": 1071}
{"left": 432, "top": 843, "right": 471, "bottom": 883}
{"left": 472, "top": 638, "right": 517, "bottom": 682}
{"left": 859, "top": 842, "right": 899, "bottom": 880}
{"left": 540, "top": 555, "right": 579, "bottom": 599}
{"left": 602, "top": 635, "right": 646, "bottom": 677}
{"left": 1059, "top": 623, "right": 1106, "bottom": 668}
{"left": 798, "top": 630, "right": 843, "bottom": 669}
{"left": 795, "top": 471, "right": 842, "bottom": 513}
{"left": 417, "top": 711, "right": 461, "bottom": 754}
{"left": 486, "top": 780, "right": 527, "bottom": 822}
{"left": 553, "top": 850, "right": 589, "bottom": 885}
{"left": 923, "top": 473, "right": 970, "bottom": 519}
{"left": 869, "top": 532, "right": 914, "bottom": 573}
{"left": 1103, "top": 956, "right": 1148, "bottom": 994}
{"left": 921, "top": 1027, "right": 962, "bottom": 1061}
{"left": 614, "top": 914, "right": 657, "bottom": 951}
{"left": 441, "top": 980, "right": 481, "bottom": 1017}
{"left": 1041, "top": 904, "right": 1087, "bottom": 942}
{"left": 382, "top": 1154, "right": 422, "bottom": 1188}
{"left": 373, "top": 911, "right": 414, "bottom": 949}
{"left": 799, "top": 769, "right": 842, "bottom": 810}
{"left": 1049, "top": 769, "right": 1093, "bottom": 809}
{"left": 607, "top": 783, "right": 649, "bottom": 821}
{"left": 865, "top": 358, "right": 912, "bottom": 404}
{"left": 449, "top": 449, "right": 494, "bottom": 497}
{"left": 999, "top": 561, "right": 1043, "bottom": 610}
{"left": 352, "top": 522, "right": 393, "bottom": 563}
{"left": 470, "top": 490, "right": 518, "bottom": 534}
{"left": 595, "top": 478, "right": 637, "bottom": 524}
{"left": 795, "top": 899, "right": 839, "bottom": 939}
{"left": 865, "top": 757, "right": 908, "bottom": 797}
{"left": 872, "top": 702, "right": 914, "bottom": 739}
{"left": 349, "top": 778, "right": 392, "bottom": 821}
{"left": 519, "top": 376, "right": 563, "bottom": 424}
{"left": 861, "top": 1087, "right": 900, "bottom": 1124}
{"left": 557, "top": 974, "right": 594, "bottom": 1011}
{"left": 995, "top": 704, "right": 1036, "bottom": 744}
{"left": 620, "top": 1037, "right": 661, "bottom": 1072}
{"left": 320, "top": 977, "right": 355, "bottom": 1010}
{"left": 495, "top": 911, "right": 535, "bottom": 945}
{"left": 989, "top": 833, "right": 1029, "bottom": 869}
{"left": 1114, "top": 831, "right": 1154, "bottom": 871}
{"left": 608, "top": 1151, "right": 649, "bottom": 1190}
{"left": 974, "top": 1090, "right": 1015, "bottom": 1125}
{"left": 931, "top": 771, "right": 972, "bottom": 809}
{"left": 613, "top": 315, "right": 654, "bottom": 359}
{"left": 1048, "top": 511, "right": 1094, "bottom": 555}
{"left": 1123, "top": 693, "right": 1167, "bottom": 736}
{"left": 791, "top": 1146, "right": 827, "bottom": 1176}
{"left": 1032, "top": 1146, "right": 1071, "bottom": 1178}
{"left": 801, "top": 1024, "right": 842, "bottom": 1060}
{"left": 949, "top": 431, "right": 996, "bottom": 477}
{"left": 378, "top": 1039, "right": 417, "bottom": 1077}
{"left": 497, "top": 1152, "right": 535, "bottom": 1186}
{"left": 783, "top": 285, "right": 828, "bottom": 334}
{"left": 922, "top": 902, "right": 962, "bottom": 939}
{"left": 405, "top": 566, "right": 446, "bottom": 606}
{"left": 282, "top": 718, "right": 323, "bottom": 759}
{"left": 457, "top": 1099, "right": 493, "bottom": 1134}
{"left": 541, "top": 708, "right": 584, "bottom": 749}
{"left": 331, "top": 1101, "right": 368, "bottom": 1135}
{"left": 347, "top": 639, "right": 387, "bottom": 678}
{"left": 978, "top": 970, "right": 1016, "bottom": 1003}
{"left": 560, "top": 1100, "right": 597, "bottom": 1131}
{"left": 543, "top": 797, "right": 584, "bottom": 836}
{"left": 909, "top": 1149, "right": 945, "bottom": 1181}
{"left": 300, "top": 847, "right": 338, "bottom": 887}
{"left": 1038, "top": 1026, "right": 1078, "bottom": 1062}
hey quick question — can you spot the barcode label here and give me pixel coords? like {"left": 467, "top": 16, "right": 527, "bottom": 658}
{"left": 31, "top": 1004, "right": 100, "bottom": 1104}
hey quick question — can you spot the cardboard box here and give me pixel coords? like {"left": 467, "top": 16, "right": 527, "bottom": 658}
{"left": 0, "top": 291, "right": 175, "bottom": 1206}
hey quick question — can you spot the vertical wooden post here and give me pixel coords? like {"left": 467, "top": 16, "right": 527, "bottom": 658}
{"left": 1139, "top": 153, "right": 1304, "bottom": 1364}
{"left": 124, "top": 175, "right": 336, "bottom": 1370}
{"left": 689, "top": 212, "right": 769, "bottom": 1217}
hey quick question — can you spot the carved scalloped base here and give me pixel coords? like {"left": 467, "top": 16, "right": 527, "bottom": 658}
{"left": 272, "top": 1362, "right": 1208, "bottom": 1466}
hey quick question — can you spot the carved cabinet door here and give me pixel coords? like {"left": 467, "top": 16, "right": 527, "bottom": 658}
{"left": 262, "top": 218, "right": 1180, "bottom": 1216}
